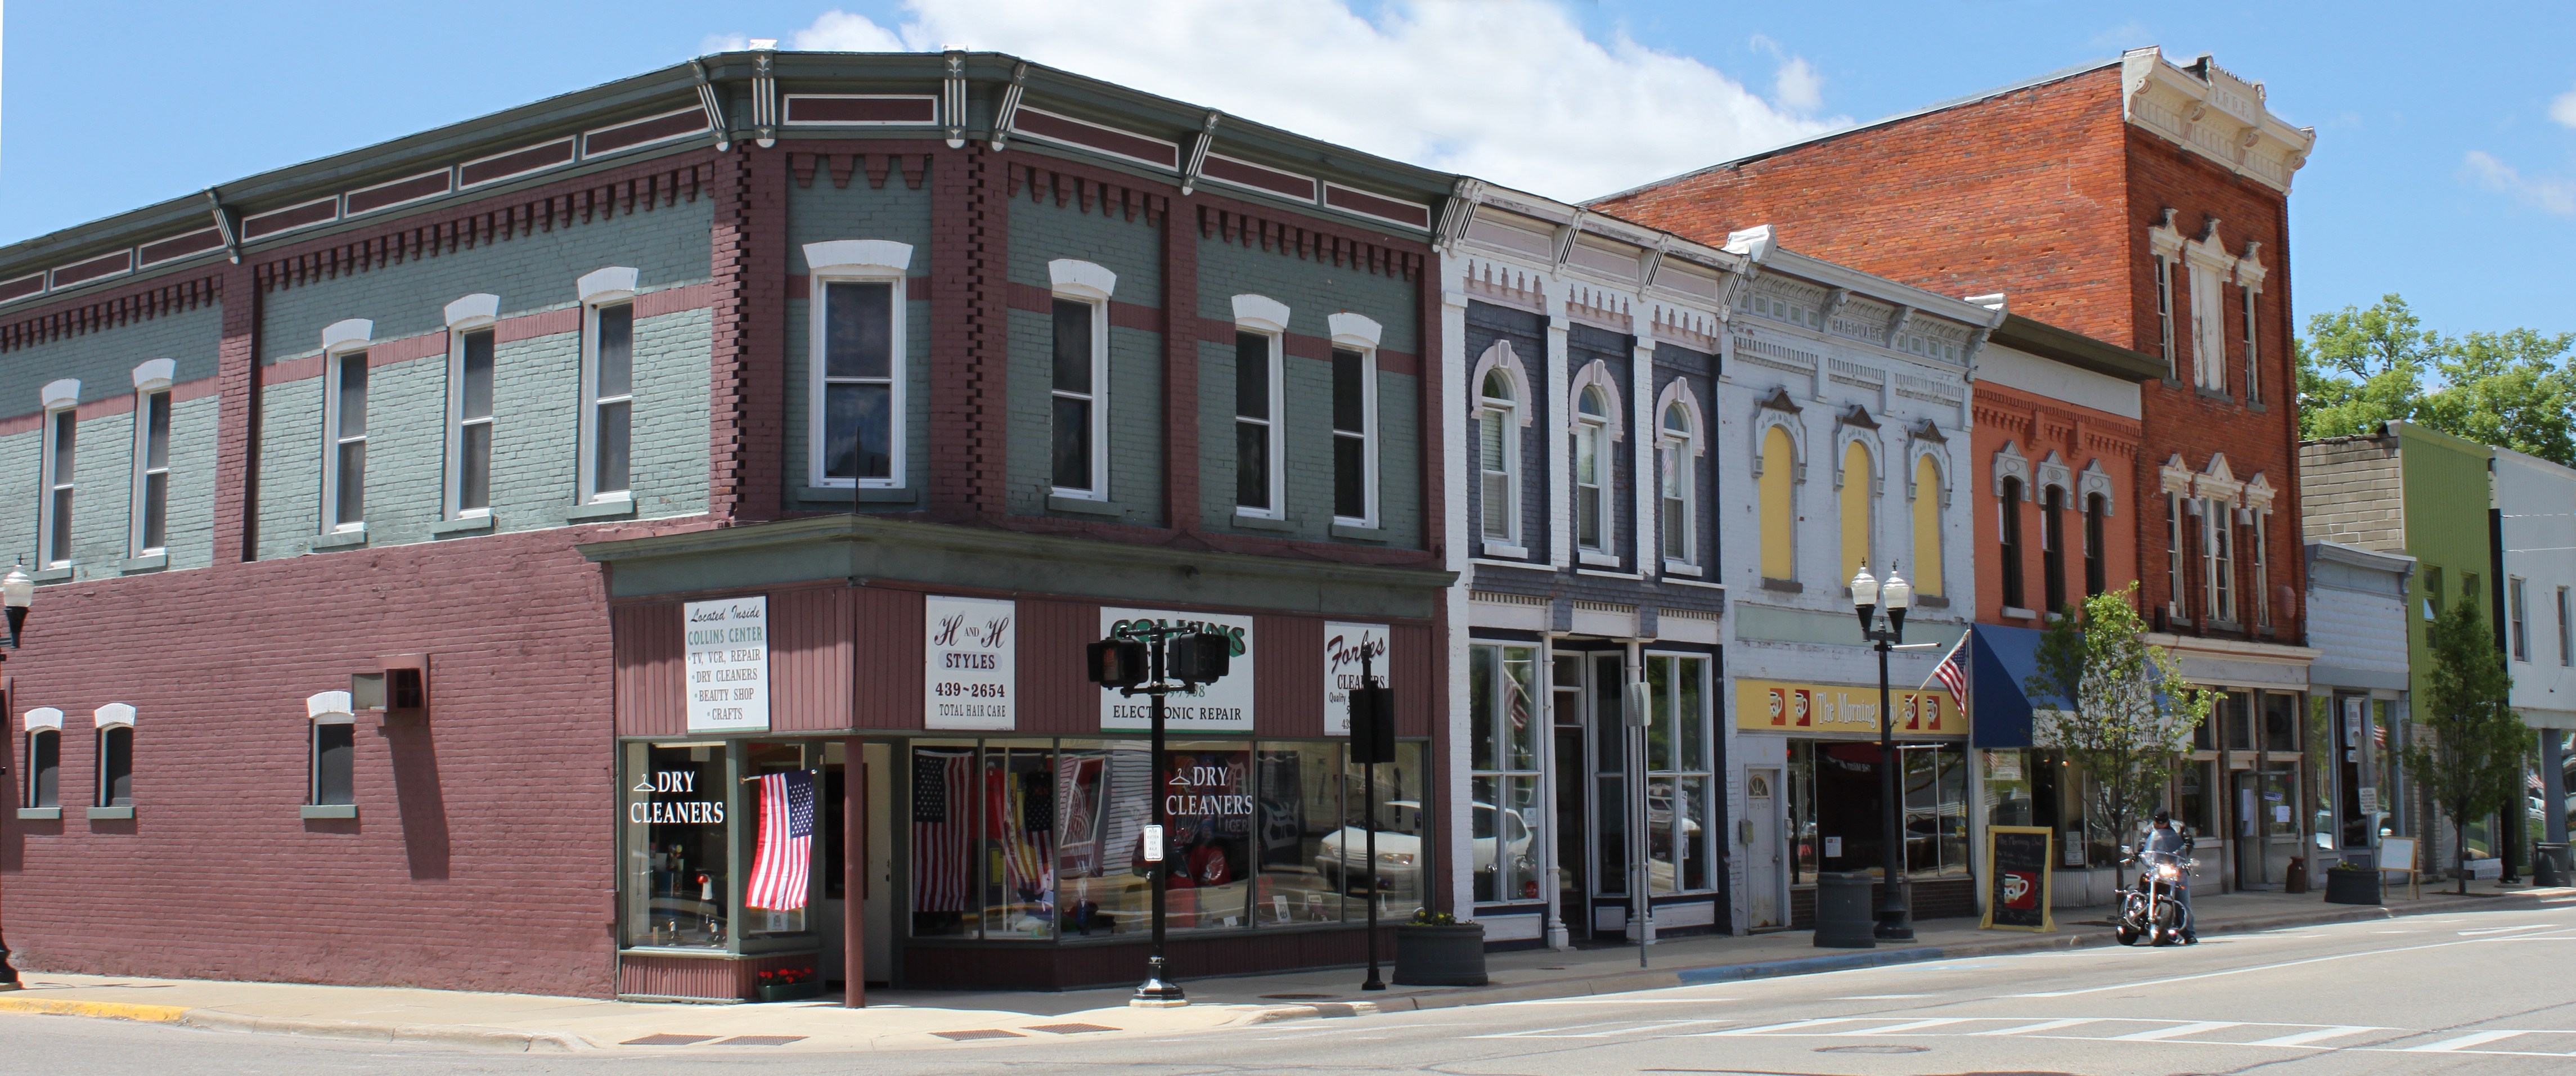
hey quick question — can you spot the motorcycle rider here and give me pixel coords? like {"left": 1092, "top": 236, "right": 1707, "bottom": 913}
{"left": 2142, "top": 809, "right": 2196, "bottom": 943}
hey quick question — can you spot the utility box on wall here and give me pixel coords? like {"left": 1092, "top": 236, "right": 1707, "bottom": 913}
{"left": 352, "top": 654, "right": 432, "bottom": 726}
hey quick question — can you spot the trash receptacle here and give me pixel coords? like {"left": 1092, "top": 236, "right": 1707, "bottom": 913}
{"left": 1814, "top": 871, "right": 1877, "bottom": 949}
{"left": 2537, "top": 843, "right": 2570, "bottom": 887}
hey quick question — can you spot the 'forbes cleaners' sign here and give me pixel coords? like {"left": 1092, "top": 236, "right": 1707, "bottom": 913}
{"left": 685, "top": 596, "right": 771, "bottom": 733}
{"left": 1100, "top": 607, "right": 1255, "bottom": 732}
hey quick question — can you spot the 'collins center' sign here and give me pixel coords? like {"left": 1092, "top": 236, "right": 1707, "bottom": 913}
{"left": 685, "top": 596, "right": 771, "bottom": 733}
{"left": 1100, "top": 607, "right": 1255, "bottom": 731}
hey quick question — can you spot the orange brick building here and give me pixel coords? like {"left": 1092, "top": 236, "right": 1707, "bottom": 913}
{"left": 1597, "top": 47, "right": 2323, "bottom": 890}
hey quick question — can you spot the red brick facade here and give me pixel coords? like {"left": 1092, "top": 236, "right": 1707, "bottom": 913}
{"left": 1595, "top": 62, "right": 2304, "bottom": 642}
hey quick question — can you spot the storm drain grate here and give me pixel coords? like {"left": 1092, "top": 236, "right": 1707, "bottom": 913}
{"left": 1027, "top": 1023, "right": 1120, "bottom": 1034}
{"left": 716, "top": 1036, "right": 808, "bottom": 1046}
{"left": 621, "top": 1034, "right": 719, "bottom": 1046}
{"left": 934, "top": 1029, "right": 1027, "bottom": 1041}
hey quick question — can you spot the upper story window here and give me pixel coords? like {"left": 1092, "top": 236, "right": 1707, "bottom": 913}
{"left": 1048, "top": 259, "right": 1116, "bottom": 499}
{"left": 577, "top": 267, "right": 641, "bottom": 505}
{"left": 1909, "top": 455, "right": 1943, "bottom": 598}
{"left": 318, "top": 319, "right": 373, "bottom": 533}
{"left": 129, "top": 359, "right": 175, "bottom": 557}
{"left": 2511, "top": 577, "right": 2530, "bottom": 661}
{"left": 2557, "top": 586, "right": 2571, "bottom": 666}
{"left": 2042, "top": 484, "right": 2067, "bottom": 614}
{"left": 2252, "top": 510, "right": 2272, "bottom": 628}
{"left": 806, "top": 241, "right": 914, "bottom": 489}
{"left": 1328, "top": 313, "right": 1383, "bottom": 528}
{"left": 36, "top": 379, "right": 78, "bottom": 568}
{"left": 94, "top": 704, "right": 134, "bottom": 809}
{"left": 1838, "top": 441, "right": 1874, "bottom": 590}
{"left": 2242, "top": 286, "right": 2262, "bottom": 404}
{"left": 1231, "top": 294, "right": 1289, "bottom": 519}
{"left": 1573, "top": 386, "right": 1610, "bottom": 552}
{"left": 1478, "top": 370, "right": 1518, "bottom": 546}
{"left": 22, "top": 709, "right": 62, "bottom": 809}
{"left": 2166, "top": 494, "right": 2186, "bottom": 619}
{"left": 1758, "top": 424, "right": 1796, "bottom": 583}
{"left": 2202, "top": 498, "right": 2235, "bottom": 623}
{"left": 1998, "top": 476, "right": 2025, "bottom": 611}
{"left": 1660, "top": 403, "right": 1695, "bottom": 568}
{"left": 2154, "top": 255, "right": 2178, "bottom": 377}
{"left": 2188, "top": 262, "right": 2227, "bottom": 392}
{"left": 2084, "top": 492, "right": 2107, "bottom": 598}
{"left": 444, "top": 294, "right": 501, "bottom": 519}
{"left": 307, "top": 692, "right": 357, "bottom": 808}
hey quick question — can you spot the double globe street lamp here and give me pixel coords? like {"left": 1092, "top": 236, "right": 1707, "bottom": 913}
{"left": 1850, "top": 564, "right": 1917, "bottom": 942}
{"left": 0, "top": 562, "right": 38, "bottom": 989}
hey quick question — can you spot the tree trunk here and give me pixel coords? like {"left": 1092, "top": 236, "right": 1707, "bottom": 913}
{"left": 2456, "top": 809, "right": 2471, "bottom": 896}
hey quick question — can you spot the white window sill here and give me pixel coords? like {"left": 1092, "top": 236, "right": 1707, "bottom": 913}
{"left": 1046, "top": 494, "right": 1121, "bottom": 517}
{"left": 300, "top": 804, "right": 359, "bottom": 820}
{"left": 2001, "top": 606, "right": 2038, "bottom": 620}
{"left": 84, "top": 805, "right": 134, "bottom": 820}
{"left": 1232, "top": 511, "right": 1293, "bottom": 533}
{"left": 431, "top": 515, "right": 497, "bottom": 535}
{"left": 1329, "top": 521, "right": 1386, "bottom": 542}
{"left": 1480, "top": 542, "right": 1528, "bottom": 559}
{"left": 120, "top": 553, "right": 168, "bottom": 573}
{"left": 1662, "top": 560, "right": 1702, "bottom": 577}
{"left": 16, "top": 807, "right": 60, "bottom": 821}
{"left": 32, "top": 564, "right": 72, "bottom": 583}
{"left": 1578, "top": 550, "right": 1622, "bottom": 568}
{"left": 311, "top": 530, "right": 369, "bottom": 551}
{"left": 566, "top": 499, "right": 640, "bottom": 522}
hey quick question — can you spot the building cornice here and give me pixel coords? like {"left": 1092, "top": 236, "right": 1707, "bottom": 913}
{"left": 2119, "top": 47, "right": 2315, "bottom": 195}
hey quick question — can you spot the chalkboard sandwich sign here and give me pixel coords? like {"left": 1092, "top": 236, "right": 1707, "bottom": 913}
{"left": 1982, "top": 826, "right": 2055, "bottom": 932}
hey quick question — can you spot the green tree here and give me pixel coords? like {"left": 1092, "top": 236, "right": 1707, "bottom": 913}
{"left": 2401, "top": 587, "right": 2530, "bottom": 894}
{"left": 2025, "top": 585, "right": 2220, "bottom": 853}
{"left": 2296, "top": 294, "right": 2576, "bottom": 466}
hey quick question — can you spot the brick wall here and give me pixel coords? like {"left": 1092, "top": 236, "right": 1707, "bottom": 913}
{"left": 1973, "top": 379, "right": 2145, "bottom": 622}
{"left": 2298, "top": 435, "right": 2403, "bottom": 552}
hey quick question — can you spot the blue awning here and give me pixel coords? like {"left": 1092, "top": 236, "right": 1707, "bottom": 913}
{"left": 1971, "top": 623, "right": 2048, "bottom": 749}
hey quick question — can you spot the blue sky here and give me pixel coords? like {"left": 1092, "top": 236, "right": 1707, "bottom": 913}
{"left": 5, "top": 1, "right": 2571, "bottom": 337}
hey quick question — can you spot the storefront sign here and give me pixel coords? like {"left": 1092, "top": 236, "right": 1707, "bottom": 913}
{"left": 628, "top": 769, "right": 726, "bottom": 824}
{"left": 925, "top": 596, "right": 1015, "bottom": 730}
{"left": 1981, "top": 825, "right": 2054, "bottom": 932}
{"left": 1734, "top": 677, "right": 1964, "bottom": 739}
{"left": 1323, "top": 622, "right": 1388, "bottom": 736}
{"left": 685, "top": 596, "right": 770, "bottom": 733}
{"left": 1100, "top": 607, "right": 1256, "bottom": 731}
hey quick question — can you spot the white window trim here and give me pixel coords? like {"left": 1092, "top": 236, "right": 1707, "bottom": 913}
{"left": 2557, "top": 586, "right": 2571, "bottom": 667}
{"left": 1231, "top": 294, "right": 1289, "bottom": 519}
{"left": 1048, "top": 259, "right": 1116, "bottom": 501}
{"left": 1332, "top": 343, "right": 1382, "bottom": 528}
{"left": 2242, "top": 285, "right": 2261, "bottom": 404}
{"left": 2510, "top": 577, "right": 2530, "bottom": 661}
{"left": 2154, "top": 255, "right": 2177, "bottom": 377}
{"left": 578, "top": 281, "right": 638, "bottom": 506}
{"left": 1477, "top": 384, "right": 1521, "bottom": 553}
{"left": 319, "top": 321, "right": 374, "bottom": 535}
{"left": 807, "top": 242, "right": 914, "bottom": 489}
{"left": 127, "top": 359, "right": 176, "bottom": 556}
{"left": 2252, "top": 510, "right": 2271, "bottom": 627}
{"left": 36, "top": 382, "right": 76, "bottom": 569}
{"left": 442, "top": 296, "right": 501, "bottom": 520}
{"left": 1659, "top": 403, "right": 1698, "bottom": 572}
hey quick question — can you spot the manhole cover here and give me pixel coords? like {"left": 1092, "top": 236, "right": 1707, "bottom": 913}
{"left": 621, "top": 1034, "right": 718, "bottom": 1046}
{"left": 1027, "top": 1023, "right": 1119, "bottom": 1034}
{"left": 1260, "top": 994, "right": 1339, "bottom": 1000}
{"left": 934, "top": 1029, "right": 1027, "bottom": 1041}
{"left": 1814, "top": 1045, "right": 1930, "bottom": 1055}
{"left": 716, "top": 1036, "right": 807, "bottom": 1046}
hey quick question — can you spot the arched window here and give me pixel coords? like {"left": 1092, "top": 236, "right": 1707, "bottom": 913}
{"left": 1999, "top": 476, "right": 2026, "bottom": 611}
{"left": 2084, "top": 492, "right": 2107, "bottom": 597}
{"left": 1760, "top": 425, "right": 1796, "bottom": 582}
{"left": 1911, "top": 455, "right": 1944, "bottom": 598}
{"left": 1480, "top": 370, "right": 1518, "bottom": 546}
{"left": 25, "top": 727, "right": 59, "bottom": 809}
{"left": 1839, "top": 440, "right": 1873, "bottom": 588}
{"left": 2043, "top": 484, "right": 2067, "bottom": 614}
{"left": 1660, "top": 403, "right": 1695, "bottom": 565}
{"left": 1574, "top": 386, "right": 1610, "bottom": 553}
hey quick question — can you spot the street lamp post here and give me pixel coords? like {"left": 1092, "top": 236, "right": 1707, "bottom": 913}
{"left": 1851, "top": 564, "right": 1914, "bottom": 942}
{"left": 1087, "top": 623, "right": 1233, "bottom": 1009}
{"left": 0, "top": 563, "right": 36, "bottom": 989}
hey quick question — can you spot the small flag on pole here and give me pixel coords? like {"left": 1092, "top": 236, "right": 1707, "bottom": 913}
{"left": 745, "top": 770, "right": 816, "bottom": 911}
{"left": 1922, "top": 632, "right": 1970, "bottom": 704}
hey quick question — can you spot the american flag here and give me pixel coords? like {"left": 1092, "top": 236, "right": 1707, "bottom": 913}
{"left": 912, "top": 751, "right": 973, "bottom": 912}
{"left": 1925, "top": 633, "right": 1970, "bottom": 703}
{"left": 745, "top": 770, "right": 816, "bottom": 911}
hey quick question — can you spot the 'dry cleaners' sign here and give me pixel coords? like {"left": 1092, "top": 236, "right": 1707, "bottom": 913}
{"left": 685, "top": 596, "right": 770, "bottom": 733}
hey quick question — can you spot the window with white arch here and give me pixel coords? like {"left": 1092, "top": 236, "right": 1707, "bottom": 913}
{"left": 577, "top": 268, "right": 641, "bottom": 504}
{"left": 1659, "top": 402, "right": 1697, "bottom": 568}
{"left": 807, "top": 241, "right": 912, "bottom": 488}
{"left": 1478, "top": 368, "right": 1519, "bottom": 548}
{"left": 1574, "top": 385, "right": 1612, "bottom": 553}
{"left": 1050, "top": 259, "right": 1116, "bottom": 499}
{"left": 95, "top": 704, "right": 134, "bottom": 808}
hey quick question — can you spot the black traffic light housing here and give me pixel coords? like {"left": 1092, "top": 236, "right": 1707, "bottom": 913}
{"left": 1167, "top": 631, "right": 1233, "bottom": 686}
{"left": 1347, "top": 681, "right": 1396, "bottom": 764}
{"left": 1086, "top": 638, "right": 1150, "bottom": 688}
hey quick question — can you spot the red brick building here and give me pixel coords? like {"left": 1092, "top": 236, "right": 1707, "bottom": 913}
{"left": 1596, "top": 47, "right": 2323, "bottom": 888}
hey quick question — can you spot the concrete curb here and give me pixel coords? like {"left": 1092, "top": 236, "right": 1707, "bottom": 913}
{"left": 1276, "top": 886, "right": 2574, "bottom": 1018}
{"left": 179, "top": 1009, "right": 596, "bottom": 1052}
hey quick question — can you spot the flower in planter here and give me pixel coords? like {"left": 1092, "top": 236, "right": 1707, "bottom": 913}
{"left": 1406, "top": 909, "right": 1458, "bottom": 926}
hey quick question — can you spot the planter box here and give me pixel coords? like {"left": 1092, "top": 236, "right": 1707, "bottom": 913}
{"left": 754, "top": 980, "right": 824, "bottom": 1003}
{"left": 2322, "top": 870, "right": 2382, "bottom": 906}
{"left": 1393, "top": 924, "right": 1487, "bottom": 987}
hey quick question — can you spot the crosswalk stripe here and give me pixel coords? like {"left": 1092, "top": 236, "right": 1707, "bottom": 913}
{"left": 1970, "top": 1018, "right": 2100, "bottom": 1036}
{"left": 2404, "top": 1030, "right": 2532, "bottom": 1052}
{"left": 2107, "top": 1021, "right": 2241, "bottom": 1041}
{"left": 1832, "top": 1018, "right": 1971, "bottom": 1036}
{"left": 1695, "top": 1018, "right": 1861, "bottom": 1037}
{"left": 2243, "top": 1026, "right": 2389, "bottom": 1047}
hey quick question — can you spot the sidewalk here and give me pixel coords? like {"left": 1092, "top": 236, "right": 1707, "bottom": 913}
{"left": 4, "top": 880, "right": 2566, "bottom": 1054}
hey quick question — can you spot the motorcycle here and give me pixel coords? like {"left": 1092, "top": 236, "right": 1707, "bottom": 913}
{"left": 2114, "top": 841, "right": 2195, "bottom": 947}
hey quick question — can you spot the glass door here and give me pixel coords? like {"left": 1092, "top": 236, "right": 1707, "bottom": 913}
{"left": 1589, "top": 652, "right": 1629, "bottom": 940}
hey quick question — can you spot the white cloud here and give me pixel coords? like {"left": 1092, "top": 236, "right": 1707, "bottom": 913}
{"left": 2464, "top": 150, "right": 2576, "bottom": 216}
{"left": 2550, "top": 87, "right": 2576, "bottom": 129}
{"left": 783, "top": 0, "right": 1845, "bottom": 202}
{"left": 1747, "top": 34, "right": 1824, "bottom": 113}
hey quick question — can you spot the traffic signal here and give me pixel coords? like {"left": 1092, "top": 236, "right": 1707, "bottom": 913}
{"left": 1167, "top": 631, "right": 1233, "bottom": 686}
{"left": 1086, "top": 638, "right": 1149, "bottom": 688}
{"left": 1348, "top": 681, "right": 1396, "bottom": 764}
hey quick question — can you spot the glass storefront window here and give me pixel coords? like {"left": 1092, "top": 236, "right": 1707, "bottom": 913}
{"left": 1256, "top": 742, "right": 1346, "bottom": 925}
{"left": 910, "top": 739, "right": 981, "bottom": 937}
{"left": 1469, "top": 644, "right": 1543, "bottom": 904}
{"left": 1899, "top": 745, "right": 1969, "bottom": 876}
{"left": 1342, "top": 741, "right": 1429, "bottom": 919}
{"left": 2262, "top": 692, "right": 2300, "bottom": 754}
{"left": 622, "top": 741, "right": 733, "bottom": 950}
{"left": 983, "top": 744, "right": 1058, "bottom": 939}
{"left": 2220, "top": 691, "right": 2253, "bottom": 751}
{"left": 1788, "top": 740, "right": 1817, "bottom": 883}
{"left": 1166, "top": 741, "right": 1255, "bottom": 931}
{"left": 744, "top": 742, "right": 812, "bottom": 937}
{"left": 1055, "top": 739, "right": 1152, "bottom": 938}
{"left": 1646, "top": 654, "right": 1714, "bottom": 893}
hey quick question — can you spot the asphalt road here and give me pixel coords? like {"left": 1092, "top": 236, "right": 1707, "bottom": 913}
{"left": 8, "top": 898, "right": 2576, "bottom": 1075}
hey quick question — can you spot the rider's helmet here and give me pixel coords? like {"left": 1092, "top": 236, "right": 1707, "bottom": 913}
{"left": 2152, "top": 808, "right": 2172, "bottom": 826}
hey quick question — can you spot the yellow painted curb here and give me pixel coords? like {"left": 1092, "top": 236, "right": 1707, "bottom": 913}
{"left": 0, "top": 996, "right": 190, "bottom": 1023}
